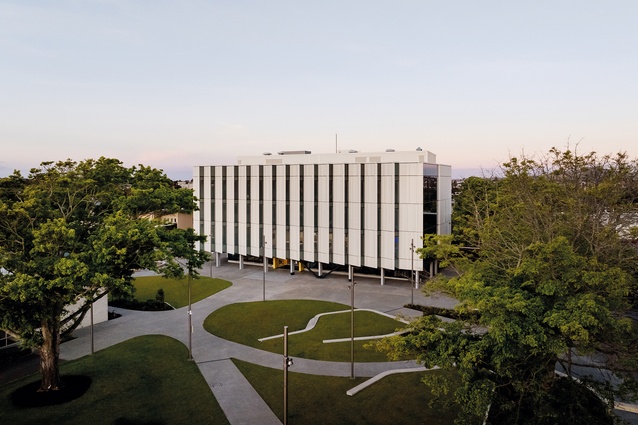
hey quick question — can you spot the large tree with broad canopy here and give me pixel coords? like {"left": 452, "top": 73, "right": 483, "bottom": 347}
{"left": 0, "top": 158, "right": 207, "bottom": 392}
{"left": 374, "top": 147, "right": 638, "bottom": 423}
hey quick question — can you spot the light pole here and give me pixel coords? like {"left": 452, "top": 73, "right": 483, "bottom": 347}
{"left": 188, "top": 272, "right": 193, "bottom": 360}
{"left": 262, "top": 235, "right": 267, "bottom": 302}
{"left": 176, "top": 257, "right": 194, "bottom": 360}
{"left": 90, "top": 298, "right": 94, "bottom": 355}
{"left": 283, "top": 326, "right": 293, "bottom": 425}
{"left": 349, "top": 266, "right": 356, "bottom": 379}
{"left": 410, "top": 238, "right": 415, "bottom": 306}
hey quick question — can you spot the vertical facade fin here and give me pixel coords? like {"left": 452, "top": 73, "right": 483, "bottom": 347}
{"left": 194, "top": 153, "right": 450, "bottom": 277}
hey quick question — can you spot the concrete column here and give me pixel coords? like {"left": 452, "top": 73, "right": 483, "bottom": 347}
{"left": 380, "top": 268, "right": 385, "bottom": 286}
{"left": 429, "top": 261, "right": 434, "bottom": 278}
{"left": 415, "top": 270, "right": 420, "bottom": 289}
{"left": 318, "top": 262, "right": 323, "bottom": 277}
{"left": 215, "top": 252, "right": 221, "bottom": 268}
{"left": 239, "top": 255, "right": 244, "bottom": 270}
{"left": 290, "top": 260, "right": 295, "bottom": 275}
{"left": 434, "top": 259, "right": 438, "bottom": 275}
{"left": 348, "top": 265, "right": 353, "bottom": 282}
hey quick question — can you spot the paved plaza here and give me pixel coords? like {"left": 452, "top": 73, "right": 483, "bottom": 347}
{"left": 59, "top": 260, "right": 456, "bottom": 425}
{"left": 6, "top": 260, "right": 633, "bottom": 424}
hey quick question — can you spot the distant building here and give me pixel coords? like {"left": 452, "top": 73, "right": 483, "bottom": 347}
{"left": 140, "top": 211, "right": 193, "bottom": 230}
{"left": 160, "top": 212, "right": 193, "bottom": 230}
{"left": 175, "top": 180, "right": 193, "bottom": 190}
{"left": 193, "top": 150, "right": 451, "bottom": 283}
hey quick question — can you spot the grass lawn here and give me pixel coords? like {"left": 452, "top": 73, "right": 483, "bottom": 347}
{"left": 131, "top": 275, "right": 232, "bottom": 308}
{"left": 0, "top": 335, "right": 229, "bottom": 425}
{"left": 233, "top": 358, "right": 461, "bottom": 425}
{"left": 204, "top": 300, "right": 408, "bottom": 362}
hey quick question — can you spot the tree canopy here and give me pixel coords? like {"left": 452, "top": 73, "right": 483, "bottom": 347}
{"left": 375, "top": 148, "right": 638, "bottom": 424}
{"left": 0, "top": 158, "right": 207, "bottom": 391}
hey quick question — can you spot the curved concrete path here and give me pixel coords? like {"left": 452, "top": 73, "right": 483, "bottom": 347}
{"left": 258, "top": 308, "right": 410, "bottom": 342}
{"left": 60, "top": 261, "right": 458, "bottom": 425}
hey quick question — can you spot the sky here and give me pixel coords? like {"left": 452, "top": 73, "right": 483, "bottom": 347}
{"left": 1, "top": 1, "right": 637, "bottom": 180}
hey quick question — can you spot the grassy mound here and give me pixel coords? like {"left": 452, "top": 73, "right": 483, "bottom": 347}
{"left": 204, "top": 299, "right": 407, "bottom": 362}
{"left": 234, "top": 358, "right": 461, "bottom": 424}
{"left": 0, "top": 335, "right": 229, "bottom": 425}
{"left": 112, "top": 275, "right": 231, "bottom": 310}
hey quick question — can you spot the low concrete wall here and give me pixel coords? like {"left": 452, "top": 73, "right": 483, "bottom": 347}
{"left": 66, "top": 296, "right": 109, "bottom": 329}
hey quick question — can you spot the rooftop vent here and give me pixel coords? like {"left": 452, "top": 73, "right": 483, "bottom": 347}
{"left": 277, "top": 150, "right": 312, "bottom": 155}
{"left": 263, "top": 152, "right": 272, "bottom": 156}
{"left": 416, "top": 147, "right": 422, "bottom": 151}
{"left": 385, "top": 149, "right": 395, "bottom": 152}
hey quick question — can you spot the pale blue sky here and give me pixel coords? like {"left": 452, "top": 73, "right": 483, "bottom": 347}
{"left": 1, "top": 1, "right": 637, "bottom": 180}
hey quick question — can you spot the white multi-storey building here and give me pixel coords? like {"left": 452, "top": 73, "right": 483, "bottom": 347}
{"left": 193, "top": 149, "right": 451, "bottom": 283}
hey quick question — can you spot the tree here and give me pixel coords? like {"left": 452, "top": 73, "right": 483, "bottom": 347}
{"left": 374, "top": 148, "right": 638, "bottom": 423}
{"left": 450, "top": 175, "right": 500, "bottom": 252}
{"left": 0, "top": 158, "right": 207, "bottom": 392}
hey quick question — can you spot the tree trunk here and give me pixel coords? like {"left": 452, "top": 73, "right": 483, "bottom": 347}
{"left": 38, "top": 318, "right": 62, "bottom": 392}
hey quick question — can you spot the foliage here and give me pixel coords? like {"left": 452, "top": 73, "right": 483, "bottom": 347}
{"left": 451, "top": 175, "right": 500, "bottom": 251}
{"left": 108, "top": 297, "right": 174, "bottom": 311}
{"left": 405, "top": 303, "right": 479, "bottom": 321}
{"left": 0, "top": 158, "right": 207, "bottom": 391}
{"left": 155, "top": 288, "right": 165, "bottom": 303}
{"left": 374, "top": 147, "right": 638, "bottom": 423}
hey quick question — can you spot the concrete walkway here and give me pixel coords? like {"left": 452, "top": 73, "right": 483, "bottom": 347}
{"left": 59, "top": 261, "right": 457, "bottom": 425}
